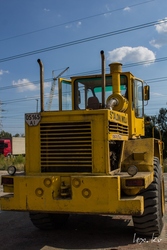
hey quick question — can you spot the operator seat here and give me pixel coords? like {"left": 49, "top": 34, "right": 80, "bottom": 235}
{"left": 87, "top": 96, "right": 100, "bottom": 109}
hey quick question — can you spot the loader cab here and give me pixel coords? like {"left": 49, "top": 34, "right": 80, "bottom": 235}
{"left": 58, "top": 66, "right": 150, "bottom": 139}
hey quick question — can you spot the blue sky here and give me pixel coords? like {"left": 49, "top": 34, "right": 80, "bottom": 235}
{"left": 0, "top": 0, "right": 167, "bottom": 135}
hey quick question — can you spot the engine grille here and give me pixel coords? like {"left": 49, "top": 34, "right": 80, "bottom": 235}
{"left": 40, "top": 122, "right": 92, "bottom": 173}
{"left": 109, "top": 121, "right": 128, "bottom": 135}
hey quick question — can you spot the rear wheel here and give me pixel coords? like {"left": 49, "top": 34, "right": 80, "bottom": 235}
{"left": 133, "top": 157, "right": 164, "bottom": 237}
{"left": 29, "top": 212, "right": 69, "bottom": 230}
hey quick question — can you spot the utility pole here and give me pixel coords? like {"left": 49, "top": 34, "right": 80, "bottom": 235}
{"left": 0, "top": 101, "right": 3, "bottom": 132}
{"left": 36, "top": 99, "right": 39, "bottom": 112}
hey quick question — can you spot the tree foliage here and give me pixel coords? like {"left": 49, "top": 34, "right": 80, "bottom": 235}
{"left": 14, "top": 133, "right": 20, "bottom": 137}
{"left": 0, "top": 130, "right": 12, "bottom": 138}
{"left": 0, "top": 131, "right": 25, "bottom": 138}
{"left": 157, "top": 108, "right": 167, "bottom": 132}
{"left": 145, "top": 108, "right": 167, "bottom": 158}
{"left": 0, "top": 130, "right": 25, "bottom": 139}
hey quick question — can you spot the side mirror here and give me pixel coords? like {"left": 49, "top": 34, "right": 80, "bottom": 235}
{"left": 144, "top": 85, "right": 150, "bottom": 100}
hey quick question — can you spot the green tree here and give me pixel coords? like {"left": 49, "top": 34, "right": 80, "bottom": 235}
{"left": 144, "top": 115, "right": 160, "bottom": 139}
{"left": 14, "top": 133, "right": 20, "bottom": 137}
{"left": 0, "top": 130, "right": 12, "bottom": 138}
{"left": 157, "top": 108, "right": 167, "bottom": 132}
{"left": 145, "top": 108, "right": 167, "bottom": 158}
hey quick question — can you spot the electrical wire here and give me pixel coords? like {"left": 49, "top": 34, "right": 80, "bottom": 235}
{"left": 1, "top": 76, "right": 167, "bottom": 106}
{"left": 0, "top": 54, "right": 167, "bottom": 93}
{"left": 0, "top": 18, "right": 166, "bottom": 63}
{"left": 0, "top": 0, "right": 155, "bottom": 43}
{"left": 0, "top": 72, "right": 167, "bottom": 106}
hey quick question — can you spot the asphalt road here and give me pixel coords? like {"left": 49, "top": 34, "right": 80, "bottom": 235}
{"left": 0, "top": 171, "right": 167, "bottom": 250}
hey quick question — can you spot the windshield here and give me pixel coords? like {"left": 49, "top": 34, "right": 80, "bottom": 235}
{"left": 74, "top": 75, "right": 128, "bottom": 109}
{"left": 0, "top": 143, "right": 7, "bottom": 149}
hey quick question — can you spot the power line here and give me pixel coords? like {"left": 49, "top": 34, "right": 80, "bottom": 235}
{"left": 145, "top": 76, "right": 167, "bottom": 83}
{"left": 70, "top": 57, "right": 167, "bottom": 76}
{"left": 123, "top": 57, "right": 167, "bottom": 68}
{"left": 0, "top": 0, "right": 155, "bottom": 43}
{"left": 1, "top": 96, "right": 39, "bottom": 104}
{"left": 1, "top": 93, "right": 53, "bottom": 105}
{"left": 1, "top": 75, "right": 167, "bottom": 105}
{"left": 0, "top": 78, "right": 52, "bottom": 91}
{"left": 0, "top": 57, "right": 167, "bottom": 93}
{"left": 0, "top": 18, "right": 166, "bottom": 64}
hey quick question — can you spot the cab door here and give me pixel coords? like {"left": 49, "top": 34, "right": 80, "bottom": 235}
{"left": 132, "top": 79, "right": 145, "bottom": 137}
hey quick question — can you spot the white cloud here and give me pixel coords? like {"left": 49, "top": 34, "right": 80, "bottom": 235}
{"left": 0, "top": 69, "right": 9, "bottom": 75}
{"left": 150, "top": 18, "right": 167, "bottom": 48}
{"left": 150, "top": 39, "right": 161, "bottom": 49}
{"left": 105, "top": 4, "right": 110, "bottom": 12}
{"left": 152, "top": 92, "right": 165, "bottom": 96}
{"left": 76, "top": 21, "right": 81, "bottom": 27}
{"left": 65, "top": 24, "right": 72, "bottom": 29}
{"left": 103, "top": 5, "right": 112, "bottom": 17}
{"left": 12, "top": 79, "right": 51, "bottom": 92}
{"left": 107, "top": 46, "right": 156, "bottom": 65}
{"left": 44, "top": 8, "right": 50, "bottom": 12}
{"left": 12, "top": 79, "right": 38, "bottom": 92}
{"left": 150, "top": 37, "right": 167, "bottom": 48}
{"left": 104, "top": 5, "right": 111, "bottom": 15}
{"left": 65, "top": 21, "right": 81, "bottom": 29}
{"left": 155, "top": 18, "right": 167, "bottom": 34}
{"left": 44, "top": 82, "right": 51, "bottom": 88}
{"left": 123, "top": 7, "right": 131, "bottom": 12}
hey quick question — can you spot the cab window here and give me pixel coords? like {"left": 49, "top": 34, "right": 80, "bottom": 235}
{"left": 74, "top": 75, "right": 128, "bottom": 110}
{"left": 133, "top": 79, "right": 144, "bottom": 118}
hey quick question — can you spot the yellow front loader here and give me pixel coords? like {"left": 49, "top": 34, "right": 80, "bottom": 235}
{"left": 0, "top": 51, "right": 165, "bottom": 236}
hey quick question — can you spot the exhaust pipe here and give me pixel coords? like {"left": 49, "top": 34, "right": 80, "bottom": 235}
{"left": 109, "top": 62, "right": 122, "bottom": 95}
{"left": 37, "top": 59, "right": 44, "bottom": 112}
{"left": 100, "top": 50, "right": 106, "bottom": 108}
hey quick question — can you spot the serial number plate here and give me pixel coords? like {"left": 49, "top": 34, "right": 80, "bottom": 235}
{"left": 25, "top": 113, "right": 41, "bottom": 126}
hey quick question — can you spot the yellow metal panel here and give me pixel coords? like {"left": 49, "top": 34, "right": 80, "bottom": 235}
{"left": 121, "top": 138, "right": 154, "bottom": 172}
{"left": 3, "top": 186, "right": 13, "bottom": 193}
{"left": 133, "top": 152, "right": 146, "bottom": 160}
{"left": 25, "top": 122, "right": 40, "bottom": 173}
{"left": 108, "top": 110, "right": 129, "bottom": 140}
{"left": 0, "top": 175, "right": 143, "bottom": 215}
{"left": 26, "top": 110, "right": 111, "bottom": 174}
{"left": 90, "top": 112, "right": 109, "bottom": 173}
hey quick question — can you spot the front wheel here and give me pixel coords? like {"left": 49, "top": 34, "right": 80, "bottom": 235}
{"left": 29, "top": 212, "right": 69, "bottom": 230}
{"left": 133, "top": 157, "right": 164, "bottom": 237}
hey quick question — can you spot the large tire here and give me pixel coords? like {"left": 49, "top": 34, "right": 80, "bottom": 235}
{"left": 29, "top": 212, "right": 69, "bottom": 230}
{"left": 133, "top": 157, "right": 164, "bottom": 237}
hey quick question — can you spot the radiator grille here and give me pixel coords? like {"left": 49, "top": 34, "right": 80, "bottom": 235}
{"left": 40, "top": 122, "right": 92, "bottom": 173}
{"left": 109, "top": 121, "right": 128, "bottom": 135}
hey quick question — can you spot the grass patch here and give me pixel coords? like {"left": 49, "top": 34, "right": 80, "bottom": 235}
{"left": 0, "top": 155, "right": 25, "bottom": 171}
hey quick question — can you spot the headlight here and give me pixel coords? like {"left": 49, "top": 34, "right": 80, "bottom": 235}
{"left": 127, "top": 165, "right": 138, "bottom": 177}
{"left": 7, "top": 166, "right": 16, "bottom": 176}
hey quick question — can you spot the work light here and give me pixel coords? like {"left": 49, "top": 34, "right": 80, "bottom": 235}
{"left": 7, "top": 165, "right": 16, "bottom": 176}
